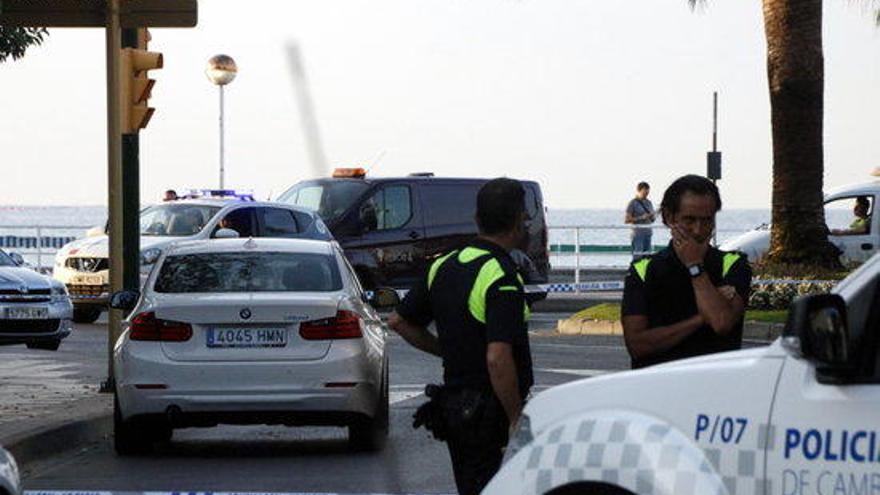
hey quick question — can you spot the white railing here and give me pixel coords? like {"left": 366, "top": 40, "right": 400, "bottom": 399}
{"left": 0, "top": 225, "right": 94, "bottom": 271}
{"left": 547, "top": 224, "right": 749, "bottom": 291}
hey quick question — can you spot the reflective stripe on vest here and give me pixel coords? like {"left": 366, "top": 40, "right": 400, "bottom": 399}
{"left": 633, "top": 258, "right": 651, "bottom": 282}
{"left": 722, "top": 252, "right": 742, "bottom": 278}
{"left": 469, "top": 258, "right": 506, "bottom": 324}
{"left": 632, "top": 252, "right": 742, "bottom": 283}
{"left": 430, "top": 247, "right": 531, "bottom": 323}
{"left": 428, "top": 250, "right": 458, "bottom": 289}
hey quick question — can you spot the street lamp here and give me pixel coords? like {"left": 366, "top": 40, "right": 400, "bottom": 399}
{"left": 205, "top": 54, "right": 237, "bottom": 189}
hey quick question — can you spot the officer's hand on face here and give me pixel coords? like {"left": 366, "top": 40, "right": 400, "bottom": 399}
{"left": 671, "top": 224, "right": 709, "bottom": 266}
{"left": 718, "top": 285, "right": 736, "bottom": 300}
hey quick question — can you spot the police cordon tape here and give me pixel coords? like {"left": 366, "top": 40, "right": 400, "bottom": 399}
{"left": 367, "top": 278, "right": 836, "bottom": 299}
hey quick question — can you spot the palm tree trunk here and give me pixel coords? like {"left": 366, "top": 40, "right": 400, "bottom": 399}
{"left": 763, "top": 0, "right": 840, "bottom": 266}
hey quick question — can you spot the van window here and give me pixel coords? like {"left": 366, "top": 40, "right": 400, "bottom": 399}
{"left": 364, "top": 185, "right": 412, "bottom": 230}
{"left": 277, "top": 180, "right": 369, "bottom": 223}
{"left": 421, "top": 184, "right": 479, "bottom": 226}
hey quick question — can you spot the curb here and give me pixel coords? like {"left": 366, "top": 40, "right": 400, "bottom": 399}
{"left": 2, "top": 394, "right": 112, "bottom": 468}
{"left": 555, "top": 319, "right": 784, "bottom": 341}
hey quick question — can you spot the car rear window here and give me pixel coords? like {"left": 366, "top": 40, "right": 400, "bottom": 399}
{"left": 154, "top": 252, "right": 342, "bottom": 293}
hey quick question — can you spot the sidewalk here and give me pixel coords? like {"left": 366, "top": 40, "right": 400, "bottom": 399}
{"left": 0, "top": 332, "right": 112, "bottom": 468}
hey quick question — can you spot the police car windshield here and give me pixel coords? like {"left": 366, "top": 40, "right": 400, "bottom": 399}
{"left": 153, "top": 252, "right": 343, "bottom": 293}
{"left": 0, "top": 250, "right": 16, "bottom": 267}
{"left": 277, "top": 180, "right": 369, "bottom": 223}
{"left": 139, "top": 204, "right": 222, "bottom": 237}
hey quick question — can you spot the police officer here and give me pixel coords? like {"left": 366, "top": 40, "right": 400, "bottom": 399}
{"left": 388, "top": 178, "right": 533, "bottom": 495}
{"left": 621, "top": 174, "right": 752, "bottom": 369}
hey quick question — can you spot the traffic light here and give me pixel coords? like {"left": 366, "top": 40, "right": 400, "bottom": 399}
{"left": 119, "top": 29, "right": 162, "bottom": 133}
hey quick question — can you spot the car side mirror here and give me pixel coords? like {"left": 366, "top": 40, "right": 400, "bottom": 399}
{"left": 8, "top": 252, "right": 24, "bottom": 266}
{"left": 213, "top": 228, "right": 240, "bottom": 239}
{"left": 109, "top": 290, "right": 140, "bottom": 311}
{"left": 367, "top": 287, "right": 400, "bottom": 310}
{"left": 784, "top": 293, "right": 855, "bottom": 382}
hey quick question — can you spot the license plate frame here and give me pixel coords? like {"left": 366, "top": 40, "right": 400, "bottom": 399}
{"left": 5, "top": 307, "right": 49, "bottom": 320}
{"left": 75, "top": 275, "right": 104, "bottom": 285}
{"left": 206, "top": 327, "right": 287, "bottom": 348}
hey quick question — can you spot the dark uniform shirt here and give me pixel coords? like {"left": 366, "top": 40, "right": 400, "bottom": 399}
{"left": 621, "top": 243, "right": 752, "bottom": 369}
{"left": 396, "top": 238, "right": 534, "bottom": 398}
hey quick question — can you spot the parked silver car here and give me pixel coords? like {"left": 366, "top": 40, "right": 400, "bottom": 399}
{"left": 0, "top": 249, "right": 73, "bottom": 351}
{"left": 111, "top": 238, "right": 399, "bottom": 455}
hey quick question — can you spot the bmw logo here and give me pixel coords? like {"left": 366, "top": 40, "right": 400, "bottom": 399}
{"left": 239, "top": 308, "right": 252, "bottom": 320}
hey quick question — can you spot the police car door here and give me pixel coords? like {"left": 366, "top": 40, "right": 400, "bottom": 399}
{"left": 766, "top": 266, "right": 880, "bottom": 495}
{"left": 825, "top": 195, "right": 878, "bottom": 264}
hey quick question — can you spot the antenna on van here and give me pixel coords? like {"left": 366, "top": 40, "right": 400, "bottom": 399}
{"left": 365, "top": 149, "right": 387, "bottom": 175}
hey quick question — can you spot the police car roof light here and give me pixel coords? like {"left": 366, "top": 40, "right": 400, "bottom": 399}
{"left": 180, "top": 188, "right": 255, "bottom": 201}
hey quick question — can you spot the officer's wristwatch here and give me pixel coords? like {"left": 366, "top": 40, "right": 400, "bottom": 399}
{"left": 687, "top": 263, "right": 704, "bottom": 278}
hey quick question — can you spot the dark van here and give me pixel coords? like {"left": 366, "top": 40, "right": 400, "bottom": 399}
{"left": 276, "top": 169, "right": 550, "bottom": 289}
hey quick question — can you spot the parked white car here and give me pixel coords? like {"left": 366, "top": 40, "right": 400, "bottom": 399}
{"left": 0, "top": 249, "right": 72, "bottom": 351}
{"left": 722, "top": 179, "right": 880, "bottom": 264}
{"left": 111, "top": 238, "right": 398, "bottom": 455}
{"left": 484, "top": 253, "right": 880, "bottom": 495}
{"left": 0, "top": 446, "right": 21, "bottom": 495}
{"left": 53, "top": 194, "right": 333, "bottom": 324}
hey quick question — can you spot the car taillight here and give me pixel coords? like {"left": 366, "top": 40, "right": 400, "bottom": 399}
{"left": 299, "top": 310, "right": 362, "bottom": 340}
{"left": 129, "top": 311, "right": 193, "bottom": 342}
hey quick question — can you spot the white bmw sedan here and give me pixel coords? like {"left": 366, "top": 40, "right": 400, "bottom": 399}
{"left": 111, "top": 238, "right": 398, "bottom": 455}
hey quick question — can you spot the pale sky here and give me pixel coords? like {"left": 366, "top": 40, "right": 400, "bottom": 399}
{"left": 2, "top": 0, "right": 879, "bottom": 209}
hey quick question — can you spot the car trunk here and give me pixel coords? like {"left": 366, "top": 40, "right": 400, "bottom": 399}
{"left": 154, "top": 293, "right": 341, "bottom": 362}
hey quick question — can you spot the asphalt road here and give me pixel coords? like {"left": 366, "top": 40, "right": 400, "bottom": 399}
{"left": 7, "top": 313, "right": 632, "bottom": 494}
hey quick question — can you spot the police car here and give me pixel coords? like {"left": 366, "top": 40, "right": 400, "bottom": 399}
{"left": 722, "top": 174, "right": 880, "bottom": 264}
{"left": 485, "top": 253, "right": 880, "bottom": 495}
{"left": 53, "top": 190, "right": 333, "bottom": 323}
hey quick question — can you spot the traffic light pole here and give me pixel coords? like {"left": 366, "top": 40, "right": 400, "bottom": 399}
{"left": 102, "top": 0, "right": 124, "bottom": 393}
{"left": 122, "top": 28, "right": 142, "bottom": 296}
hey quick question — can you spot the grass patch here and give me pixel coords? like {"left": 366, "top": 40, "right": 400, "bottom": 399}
{"left": 744, "top": 310, "right": 788, "bottom": 324}
{"left": 571, "top": 303, "right": 621, "bottom": 322}
{"left": 569, "top": 303, "right": 788, "bottom": 324}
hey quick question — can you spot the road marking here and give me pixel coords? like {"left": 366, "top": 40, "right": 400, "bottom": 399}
{"left": 390, "top": 384, "right": 425, "bottom": 405}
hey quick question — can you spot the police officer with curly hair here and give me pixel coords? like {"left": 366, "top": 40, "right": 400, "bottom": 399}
{"left": 388, "top": 177, "right": 534, "bottom": 495}
{"left": 622, "top": 174, "right": 752, "bottom": 369}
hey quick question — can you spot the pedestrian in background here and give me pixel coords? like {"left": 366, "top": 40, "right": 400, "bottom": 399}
{"left": 388, "top": 178, "right": 534, "bottom": 495}
{"left": 621, "top": 175, "right": 751, "bottom": 369}
{"left": 625, "top": 181, "right": 655, "bottom": 260}
{"left": 163, "top": 189, "right": 178, "bottom": 202}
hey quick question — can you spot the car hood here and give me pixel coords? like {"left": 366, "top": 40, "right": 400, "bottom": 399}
{"left": 0, "top": 266, "right": 54, "bottom": 290}
{"left": 719, "top": 228, "right": 769, "bottom": 261}
{"left": 59, "top": 235, "right": 187, "bottom": 259}
{"left": 523, "top": 341, "right": 788, "bottom": 436}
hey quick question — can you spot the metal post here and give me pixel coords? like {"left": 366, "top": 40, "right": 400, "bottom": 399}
{"left": 712, "top": 91, "right": 718, "bottom": 246}
{"left": 35, "top": 226, "right": 43, "bottom": 270}
{"left": 219, "top": 84, "right": 225, "bottom": 189}
{"left": 102, "top": 0, "right": 123, "bottom": 394}
{"left": 574, "top": 228, "right": 580, "bottom": 293}
{"left": 121, "top": 28, "right": 141, "bottom": 295}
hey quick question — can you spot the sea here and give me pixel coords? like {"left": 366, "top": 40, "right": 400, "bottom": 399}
{"left": 0, "top": 206, "right": 852, "bottom": 269}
